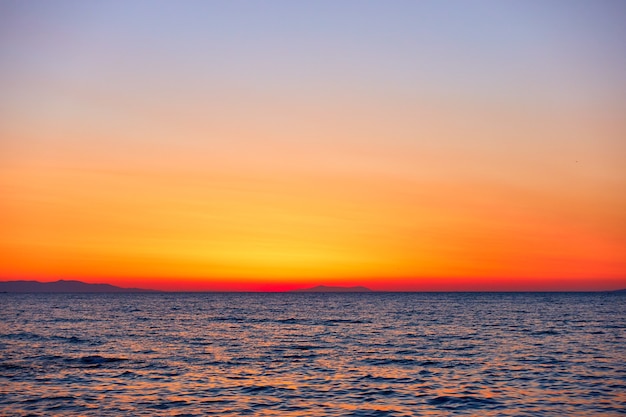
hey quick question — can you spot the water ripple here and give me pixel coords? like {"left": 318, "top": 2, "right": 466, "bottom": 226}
{"left": 1, "top": 292, "right": 624, "bottom": 416}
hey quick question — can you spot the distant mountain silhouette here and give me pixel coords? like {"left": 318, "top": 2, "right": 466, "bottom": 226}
{"left": 0, "top": 280, "right": 155, "bottom": 293}
{"left": 612, "top": 288, "right": 626, "bottom": 293}
{"left": 291, "top": 285, "right": 373, "bottom": 293}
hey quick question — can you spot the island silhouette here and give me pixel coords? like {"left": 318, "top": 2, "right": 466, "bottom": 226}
{"left": 0, "top": 280, "right": 375, "bottom": 293}
{"left": 0, "top": 280, "right": 154, "bottom": 293}
{"left": 290, "top": 285, "right": 373, "bottom": 293}
{"left": 2, "top": 280, "right": 623, "bottom": 293}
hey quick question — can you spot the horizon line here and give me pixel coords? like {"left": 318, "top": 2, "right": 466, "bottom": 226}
{"left": 1, "top": 279, "right": 625, "bottom": 293}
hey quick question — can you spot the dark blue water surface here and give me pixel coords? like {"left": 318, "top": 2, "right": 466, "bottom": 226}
{"left": 1, "top": 292, "right": 625, "bottom": 416}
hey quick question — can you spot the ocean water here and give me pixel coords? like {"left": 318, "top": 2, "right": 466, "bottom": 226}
{"left": 1, "top": 292, "right": 624, "bottom": 416}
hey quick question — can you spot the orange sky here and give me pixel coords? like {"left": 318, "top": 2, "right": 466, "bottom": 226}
{"left": 1, "top": 2, "right": 625, "bottom": 291}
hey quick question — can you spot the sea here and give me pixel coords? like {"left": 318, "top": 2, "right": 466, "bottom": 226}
{"left": 1, "top": 292, "right": 624, "bottom": 416}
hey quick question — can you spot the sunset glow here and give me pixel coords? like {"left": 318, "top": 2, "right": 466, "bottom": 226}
{"left": 1, "top": 1, "right": 625, "bottom": 291}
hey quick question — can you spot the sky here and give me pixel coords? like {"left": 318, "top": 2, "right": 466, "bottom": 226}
{"left": 1, "top": 0, "right": 625, "bottom": 291}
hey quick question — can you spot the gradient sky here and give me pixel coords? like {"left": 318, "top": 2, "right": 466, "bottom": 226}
{"left": 1, "top": 1, "right": 625, "bottom": 291}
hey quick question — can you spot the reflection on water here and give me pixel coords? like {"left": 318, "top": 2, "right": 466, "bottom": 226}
{"left": 1, "top": 292, "right": 624, "bottom": 416}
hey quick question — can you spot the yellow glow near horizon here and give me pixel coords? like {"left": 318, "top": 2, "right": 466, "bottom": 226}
{"left": 1, "top": 2, "right": 625, "bottom": 290}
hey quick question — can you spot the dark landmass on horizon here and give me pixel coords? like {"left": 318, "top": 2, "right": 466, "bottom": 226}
{"left": 0, "top": 280, "right": 155, "bottom": 293}
{"left": 1, "top": 279, "right": 624, "bottom": 293}
{"left": 290, "top": 285, "right": 373, "bottom": 293}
